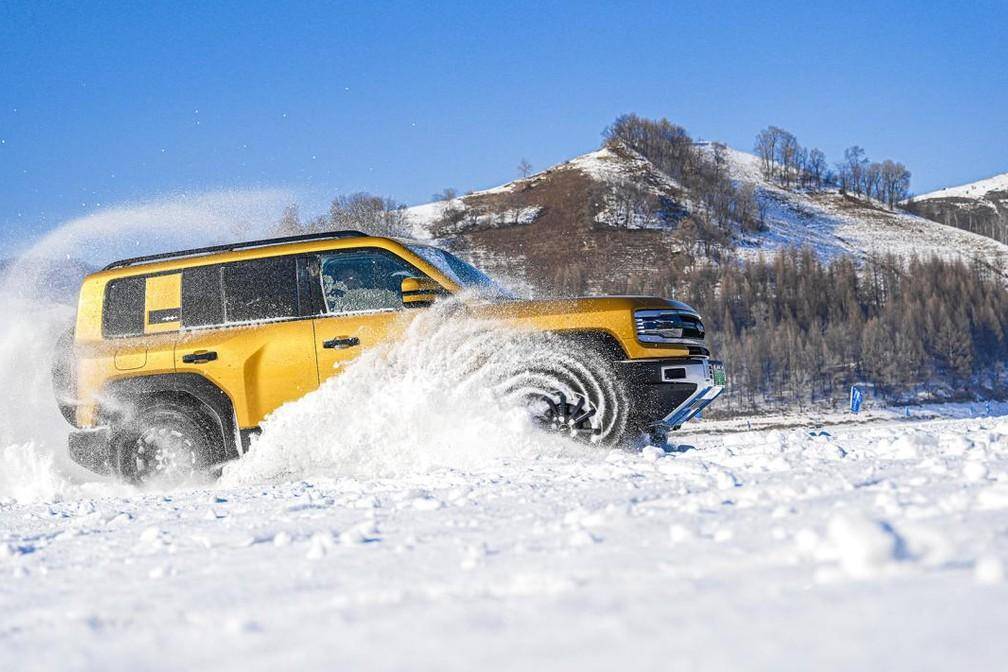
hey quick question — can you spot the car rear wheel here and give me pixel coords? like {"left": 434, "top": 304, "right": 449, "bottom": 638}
{"left": 112, "top": 400, "right": 221, "bottom": 487}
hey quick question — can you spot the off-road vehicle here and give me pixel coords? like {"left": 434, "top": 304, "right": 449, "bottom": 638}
{"left": 53, "top": 230, "right": 725, "bottom": 483}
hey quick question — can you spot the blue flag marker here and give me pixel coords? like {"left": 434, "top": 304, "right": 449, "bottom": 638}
{"left": 850, "top": 386, "right": 863, "bottom": 414}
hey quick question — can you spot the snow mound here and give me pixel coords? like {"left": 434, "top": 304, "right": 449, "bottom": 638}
{"left": 826, "top": 513, "right": 909, "bottom": 578}
{"left": 221, "top": 300, "right": 590, "bottom": 485}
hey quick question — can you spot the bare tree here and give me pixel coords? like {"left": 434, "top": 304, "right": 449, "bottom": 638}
{"left": 879, "top": 160, "right": 911, "bottom": 207}
{"left": 326, "top": 192, "right": 411, "bottom": 237}
{"left": 276, "top": 204, "right": 301, "bottom": 234}
{"left": 844, "top": 146, "right": 867, "bottom": 196}
{"left": 711, "top": 142, "right": 728, "bottom": 178}
{"left": 863, "top": 162, "right": 883, "bottom": 201}
{"left": 808, "top": 148, "right": 827, "bottom": 190}
{"left": 517, "top": 158, "right": 533, "bottom": 178}
{"left": 754, "top": 126, "right": 783, "bottom": 181}
{"left": 432, "top": 187, "right": 458, "bottom": 202}
{"left": 776, "top": 130, "right": 799, "bottom": 189}
{"left": 795, "top": 146, "right": 809, "bottom": 189}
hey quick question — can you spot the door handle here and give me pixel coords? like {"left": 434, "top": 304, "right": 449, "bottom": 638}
{"left": 182, "top": 350, "right": 218, "bottom": 364}
{"left": 323, "top": 336, "right": 360, "bottom": 350}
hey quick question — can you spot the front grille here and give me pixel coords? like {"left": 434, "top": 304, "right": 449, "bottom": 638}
{"left": 634, "top": 309, "right": 705, "bottom": 344}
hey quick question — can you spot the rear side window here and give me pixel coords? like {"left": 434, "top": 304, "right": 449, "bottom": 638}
{"left": 181, "top": 265, "right": 224, "bottom": 328}
{"left": 221, "top": 256, "right": 298, "bottom": 324}
{"left": 102, "top": 276, "right": 145, "bottom": 337}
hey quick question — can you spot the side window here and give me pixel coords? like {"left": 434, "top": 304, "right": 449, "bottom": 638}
{"left": 181, "top": 265, "right": 224, "bottom": 328}
{"left": 102, "top": 276, "right": 145, "bottom": 338}
{"left": 317, "top": 250, "right": 423, "bottom": 314}
{"left": 221, "top": 256, "right": 298, "bottom": 323}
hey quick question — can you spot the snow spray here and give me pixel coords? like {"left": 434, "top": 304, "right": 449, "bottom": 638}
{"left": 221, "top": 299, "right": 595, "bottom": 486}
{"left": 0, "top": 190, "right": 291, "bottom": 502}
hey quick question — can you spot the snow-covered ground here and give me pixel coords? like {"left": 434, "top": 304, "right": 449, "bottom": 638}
{"left": 4, "top": 400, "right": 1008, "bottom": 670}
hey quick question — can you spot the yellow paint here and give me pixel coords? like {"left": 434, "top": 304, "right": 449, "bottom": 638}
{"left": 175, "top": 320, "right": 318, "bottom": 427}
{"left": 313, "top": 311, "right": 410, "bottom": 384}
{"left": 144, "top": 273, "right": 182, "bottom": 334}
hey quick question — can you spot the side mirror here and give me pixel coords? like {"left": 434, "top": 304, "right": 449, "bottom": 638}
{"left": 400, "top": 277, "right": 444, "bottom": 308}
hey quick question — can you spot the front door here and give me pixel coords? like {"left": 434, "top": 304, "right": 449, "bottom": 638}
{"left": 306, "top": 249, "right": 430, "bottom": 382}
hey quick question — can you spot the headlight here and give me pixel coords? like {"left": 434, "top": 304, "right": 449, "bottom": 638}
{"left": 634, "top": 309, "right": 705, "bottom": 344}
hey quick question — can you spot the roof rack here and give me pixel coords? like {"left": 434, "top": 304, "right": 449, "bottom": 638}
{"left": 101, "top": 230, "right": 370, "bottom": 271}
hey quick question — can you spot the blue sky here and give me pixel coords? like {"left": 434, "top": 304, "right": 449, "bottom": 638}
{"left": 1, "top": 0, "right": 1005, "bottom": 253}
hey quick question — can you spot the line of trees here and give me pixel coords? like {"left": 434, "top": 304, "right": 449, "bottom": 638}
{"left": 656, "top": 249, "right": 1008, "bottom": 412}
{"left": 754, "top": 126, "right": 828, "bottom": 190}
{"left": 907, "top": 197, "right": 1008, "bottom": 246}
{"left": 550, "top": 247, "right": 1008, "bottom": 412}
{"left": 754, "top": 126, "right": 911, "bottom": 207}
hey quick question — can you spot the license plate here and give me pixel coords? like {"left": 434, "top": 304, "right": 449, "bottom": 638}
{"left": 711, "top": 362, "right": 726, "bottom": 386}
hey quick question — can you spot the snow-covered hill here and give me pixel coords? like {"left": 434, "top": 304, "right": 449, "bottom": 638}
{"left": 405, "top": 145, "right": 684, "bottom": 238}
{"left": 404, "top": 144, "right": 1008, "bottom": 290}
{"left": 908, "top": 172, "right": 1008, "bottom": 247}
{"left": 917, "top": 173, "right": 1008, "bottom": 202}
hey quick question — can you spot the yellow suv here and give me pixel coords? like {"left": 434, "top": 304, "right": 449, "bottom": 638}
{"left": 53, "top": 230, "right": 725, "bottom": 483}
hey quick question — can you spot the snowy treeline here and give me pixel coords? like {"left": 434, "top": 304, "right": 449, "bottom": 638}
{"left": 639, "top": 249, "right": 1008, "bottom": 412}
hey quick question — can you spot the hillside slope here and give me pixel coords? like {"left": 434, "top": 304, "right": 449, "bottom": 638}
{"left": 406, "top": 144, "right": 1008, "bottom": 293}
{"left": 407, "top": 145, "right": 689, "bottom": 293}
{"left": 710, "top": 145, "right": 1008, "bottom": 266}
{"left": 908, "top": 173, "right": 1008, "bottom": 245}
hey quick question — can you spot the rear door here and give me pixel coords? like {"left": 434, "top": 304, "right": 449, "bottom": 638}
{"left": 305, "top": 249, "right": 431, "bottom": 382}
{"left": 175, "top": 255, "right": 319, "bottom": 429}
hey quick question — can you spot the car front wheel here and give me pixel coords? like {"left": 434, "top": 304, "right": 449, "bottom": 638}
{"left": 497, "top": 342, "right": 631, "bottom": 446}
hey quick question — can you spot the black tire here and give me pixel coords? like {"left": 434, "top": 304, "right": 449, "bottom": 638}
{"left": 497, "top": 342, "right": 631, "bottom": 447}
{"left": 112, "top": 399, "right": 223, "bottom": 487}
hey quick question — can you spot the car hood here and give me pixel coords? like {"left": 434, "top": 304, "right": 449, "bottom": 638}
{"left": 468, "top": 295, "right": 699, "bottom": 320}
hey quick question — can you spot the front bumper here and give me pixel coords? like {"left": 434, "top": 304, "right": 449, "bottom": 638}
{"left": 68, "top": 426, "right": 113, "bottom": 475}
{"left": 617, "top": 357, "right": 725, "bottom": 429}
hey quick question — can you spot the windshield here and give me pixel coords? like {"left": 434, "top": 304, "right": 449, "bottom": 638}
{"left": 407, "top": 244, "right": 513, "bottom": 298}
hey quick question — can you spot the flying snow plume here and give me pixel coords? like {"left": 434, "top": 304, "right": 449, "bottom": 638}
{"left": 222, "top": 300, "right": 593, "bottom": 486}
{"left": 10, "top": 188, "right": 293, "bottom": 282}
{"left": 0, "top": 189, "right": 292, "bottom": 502}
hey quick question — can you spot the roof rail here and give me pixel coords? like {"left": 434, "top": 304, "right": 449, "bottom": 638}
{"left": 101, "top": 230, "right": 370, "bottom": 271}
